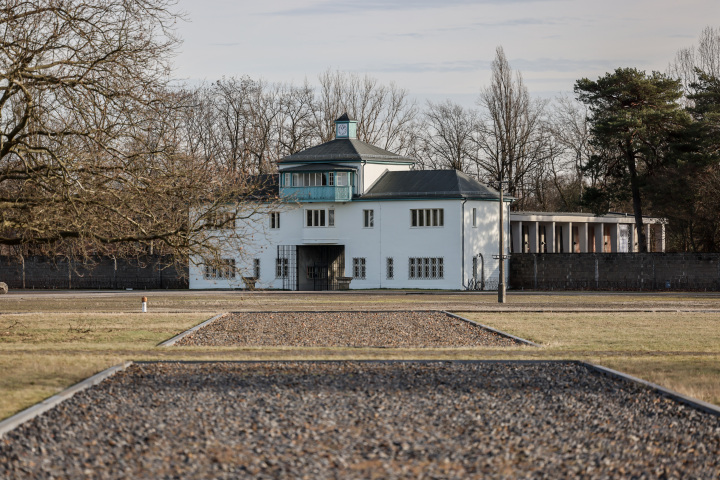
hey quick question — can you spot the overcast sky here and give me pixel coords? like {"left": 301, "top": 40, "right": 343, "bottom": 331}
{"left": 173, "top": 0, "right": 720, "bottom": 107}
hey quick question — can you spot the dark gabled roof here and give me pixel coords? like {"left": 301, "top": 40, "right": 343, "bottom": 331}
{"left": 361, "top": 170, "right": 501, "bottom": 200}
{"left": 243, "top": 174, "right": 278, "bottom": 200}
{"left": 280, "top": 163, "right": 357, "bottom": 173}
{"left": 336, "top": 113, "right": 354, "bottom": 122}
{"left": 279, "top": 138, "right": 415, "bottom": 164}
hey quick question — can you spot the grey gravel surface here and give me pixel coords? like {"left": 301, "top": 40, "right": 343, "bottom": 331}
{"left": 174, "top": 311, "right": 522, "bottom": 347}
{"left": 1, "top": 361, "right": 719, "bottom": 479}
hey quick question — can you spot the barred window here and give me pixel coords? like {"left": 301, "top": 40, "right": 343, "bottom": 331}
{"left": 410, "top": 209, "right": 444, "bottom": 227}
{"left": 386, "top": 257, "right": 394, "bottom": 280}
{"left": 408, "top": 257, "right": 444, "bottom": 279}
{"left": 204, "top": 259, "right": 236, "bottom": 280}
{"left": 204, "top": 210, "right": 235, "bottom": 230}
{"left": 276, "top": 258, "right": 289, "bottom": 278}
{"left": 253, "top": 259, "right": 260, "bottom": 279}
{"left": 353, "top": 258, "right": 366, "bottom": 279}
{"left": 270, "top": 212, "right": 280, "bottom": 229}
{"left": 363, "top": 209, "right": 374, "bottom": 228}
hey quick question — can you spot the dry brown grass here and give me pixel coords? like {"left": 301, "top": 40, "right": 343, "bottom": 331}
{"left": 2, "top": 290, "right": 720, "bottom": 313}
{"left": 0, "top": 291, "right": 719, "bottom": 420}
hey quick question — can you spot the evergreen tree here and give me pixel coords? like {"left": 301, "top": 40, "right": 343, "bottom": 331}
{"left": 651, "top": 72, "right": 720, "bottom": 251}
{"left": 574, "top": 68, "right": 688, "bottom": 251}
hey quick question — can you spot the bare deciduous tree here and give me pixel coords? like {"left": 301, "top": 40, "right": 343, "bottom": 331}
{"left": 0, "top": 0, "right": 277, "bottom": 268}
{"left": 668, "top": 25, "right": 720, "bottom": 99}
{"left": 475, "top": 47, "right": 550, "bottom": 209}
{"left": 416, "top": 100, "right": 479, "bottom": 173}
{"left": 274, "top": 81, "right": 317, "bottom": 156}
{"left": 314, "top": 70, "right": 417, "bottom": 153}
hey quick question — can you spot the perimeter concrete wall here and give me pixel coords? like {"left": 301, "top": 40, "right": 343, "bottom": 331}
{"left": 509, "top": 253, "right": 720, "bottom": 291}
{"left": 0, "top": 255, "right": 188, "bottom": 290}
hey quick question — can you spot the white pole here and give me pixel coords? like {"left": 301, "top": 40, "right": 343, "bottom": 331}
{"left": 141, "top": 296, "right": 148, "bottom": 313}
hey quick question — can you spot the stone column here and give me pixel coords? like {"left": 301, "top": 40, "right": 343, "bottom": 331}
{"left": 580, "top": 223, "right": 588, "bottom": 253}
{"left": 595, "top": 224, "right": 605, "bottom": 253}
{"left": 528, "top": 222, "right": 538, "bottom": 253}
{"left": 654, "top": 224, "right": 665, "bottom": 252}
{"left": 562, "top": 222, "right": 572, "bottom": 253}
{"left": 547, "top": 222, "right": 556, "bottom": 253}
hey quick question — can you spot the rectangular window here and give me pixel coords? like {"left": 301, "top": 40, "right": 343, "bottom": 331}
{"left": 363, "top": 209, "right": 374, "bottom": 228}
{"left": 328, "top": 172, "right": 334, "bottom": 186}
{"left": 204, "top": 259, "right": 236, "bottom": 280}
{"left": 270, "top": 212, "right": 280, "bottom": 229}
{"left": 276, "top": 258, "right": 289, "bottom": 278}
{"left": 408, "top": 257, "right": 444, "bottom": 279}
{"left": 306, "top": 209, "right": 334, "bottom": 227}
{"left": 410, "top": 209, "right": 444, "bottom": 227}
{"left": 253, "top": 259, "right": 260, "bottom": 279}
{"left": 353, "top": 257, "right": 366, "bottom": 279}
{"left": 472, "top": 207, "right": 477, "bottom": 227}
{"left": 284, "top": 173, "right": 291, "bottom": 187}
{"left": 336, "top": 172, "right": 348, "bottom": 186}
{"left": 386, "top": 257, "right": 394, "bottom": 280}
{"left": 297, "top": 172, "right": 327, "bottom": 186}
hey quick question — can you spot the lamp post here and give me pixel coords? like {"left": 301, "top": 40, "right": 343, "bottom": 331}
{"left": 493, "top": 176, "right": 509, "bottom": 304}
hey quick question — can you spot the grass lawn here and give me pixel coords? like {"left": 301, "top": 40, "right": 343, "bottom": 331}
{"left": 1, "top": 290, "right": 719, "bottom": 420}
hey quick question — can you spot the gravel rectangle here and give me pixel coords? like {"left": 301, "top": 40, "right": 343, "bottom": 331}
{"left": 1, "top": 361, "right": 718, "bottom": 479}
{"left": 173, "top": 311, "right": 523, "bottom": 347}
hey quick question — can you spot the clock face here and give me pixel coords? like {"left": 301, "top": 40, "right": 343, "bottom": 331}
{"left": 337, "top": 123, "right": 348, "bottom": 137}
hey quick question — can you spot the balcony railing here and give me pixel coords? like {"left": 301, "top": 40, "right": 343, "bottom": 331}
{"left": 280, "top": 185, "right": 352, "bottom": 202}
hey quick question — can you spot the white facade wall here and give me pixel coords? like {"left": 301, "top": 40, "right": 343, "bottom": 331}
{"left": 189, "top": 198, "right": 511, "bottom": 290}
{"left": 462, "top": 200, "right": 509, "bottom": 288}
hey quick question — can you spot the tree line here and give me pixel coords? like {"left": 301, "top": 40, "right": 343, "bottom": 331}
{"left": 1, "top": 0, "right": 718, "bottom": 265}
{"left": 175, "top": 36, "right": 720, "bottom": 253}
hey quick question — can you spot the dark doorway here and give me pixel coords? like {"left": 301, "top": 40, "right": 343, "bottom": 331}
{"left": 297, "top": 245, "right": 345, "bottom": 291}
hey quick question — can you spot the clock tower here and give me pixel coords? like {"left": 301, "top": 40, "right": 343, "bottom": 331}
{"left": 335, "top": 113, "right": 357, "bottom": 139}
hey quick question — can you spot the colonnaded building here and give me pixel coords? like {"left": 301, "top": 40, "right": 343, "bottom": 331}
{"left": 189, "top": 115, "right": 665, "bottom": 291}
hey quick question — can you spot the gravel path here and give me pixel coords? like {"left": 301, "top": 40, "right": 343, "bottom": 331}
{"left": 1, "top": 361, "right": 719, "bottom": 479}
{"left": 174, "top": 311, "right": 522, "bottom": 347}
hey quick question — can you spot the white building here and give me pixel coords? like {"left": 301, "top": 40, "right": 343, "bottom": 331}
{"left": 189, "top": 114, "right": 666, "bottom": 291}
{"left": 190, "top": 114, "right": 510, "bottom": 290}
